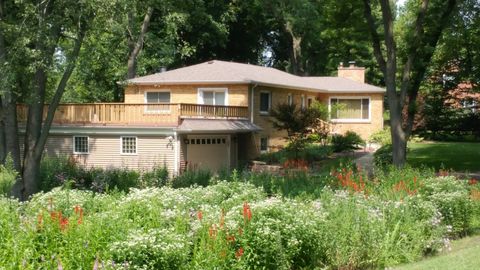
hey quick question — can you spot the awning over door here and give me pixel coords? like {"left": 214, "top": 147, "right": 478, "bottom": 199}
{"left": 177, "top": 119, "right": 261, "bottom": 133}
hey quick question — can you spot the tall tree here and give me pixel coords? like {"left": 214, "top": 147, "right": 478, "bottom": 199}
{"left": 362, "top": 0, "right": 460, "bottom": 166}
{"left": 0, "top": 0, "right": 106, "bottom": 199}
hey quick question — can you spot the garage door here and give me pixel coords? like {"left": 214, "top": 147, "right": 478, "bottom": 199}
{"left": 186, "top": 135, "right": 229, "bottom": 172}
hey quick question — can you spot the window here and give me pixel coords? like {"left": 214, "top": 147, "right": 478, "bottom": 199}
{"left": 145, "top": 91, "right": 170, "bottom": 112}
{"left": 287, "top": 93, "right": 293, "bottom": 105}
{"left": 199, "top": 88, "right": 227, "bottom": 105}
{"left": 260, "top": 137, "right": 268, "bottom": 153}
{"left": 73, "top": 136, "right": 89, "bottom": 154}
{"left": 307, "top": 97, "right": 314, "bottom": 108}
{"left": 259, "top": 91, "right": 271, "bottom": 114}
{"left": 330, "top": 97, "right": 370, "bottom": 121}
{"left": 121, "top": 136, "right": 137, "bottom": 154}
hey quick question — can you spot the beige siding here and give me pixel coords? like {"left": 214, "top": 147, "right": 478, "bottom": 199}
{"left": 43, "top": 135, "right": 175, "bottom": 174}
{"left": 125, "top": 84, "right": 249, "bottom": 106}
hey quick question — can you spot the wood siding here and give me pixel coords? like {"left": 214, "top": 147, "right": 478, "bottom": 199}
{"left": 43, "top": 135, "right": 176, "bottom": 174}
{"left": 124, "top": 84, "right": 249, "bottom": 106}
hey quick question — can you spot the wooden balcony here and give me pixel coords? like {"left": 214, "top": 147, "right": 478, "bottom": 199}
{"left": 17, "top": 103, "right": 249, "bottom": 126}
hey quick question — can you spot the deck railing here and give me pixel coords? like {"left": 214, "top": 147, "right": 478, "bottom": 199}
{"left": 16, "top": 103, "right": 249, "bottom": 126}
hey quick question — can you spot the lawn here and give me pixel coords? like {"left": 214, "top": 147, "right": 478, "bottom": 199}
{"left": 407, "top": 142, "right": 480, "bottom": 172}
{"left": 395, "top": 235, "right": 480, "bottom": 270}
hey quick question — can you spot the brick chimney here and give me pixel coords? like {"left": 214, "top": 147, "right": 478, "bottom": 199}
{"left": 337, "top": 61, "right": 365, "bottom": 83}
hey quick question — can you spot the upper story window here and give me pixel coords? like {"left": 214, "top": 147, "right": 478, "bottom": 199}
{"left": 73, "top": 136, "right": 89, "bottom": 154}
{"left": 259, "top": 91, "right": 271, "bottom": 114}
{"left": 287, "top": 93, "right": 293, "bottom": 105}
{"left": 330, "top": 97, "right": 370, "bottom": 122}
{"left": 121, "top": 136, "right": 137, "bottom": 155}
{"left": 145, "top": 91, "right": 171, "bottom": 113}
{"left": 198, "top": 88, "right": 228, "bottom": 106}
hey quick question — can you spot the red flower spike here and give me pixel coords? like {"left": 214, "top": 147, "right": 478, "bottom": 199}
{"left": 197, "top": 210, "right": 203, "bottom": 221}
{"left": 235, "top": 247, "right": 244, "bottom": 258}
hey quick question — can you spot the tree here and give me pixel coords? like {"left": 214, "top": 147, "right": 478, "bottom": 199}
{"left": 0, "top": 0, "right": 107, "bottom": 199}
{"left": 270, "top": 102, "right": 328, "bottom": 157}
{"left": 362, "top": 0, "right": 460, "bottom": 166}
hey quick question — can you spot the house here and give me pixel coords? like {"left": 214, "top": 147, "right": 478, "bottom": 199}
{"left": 18, "top": 60, "right": 385, "bottom": 174}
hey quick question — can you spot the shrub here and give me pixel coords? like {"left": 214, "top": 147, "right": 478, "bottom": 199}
{"left": 331, "top": 131, "right": 365, "bottom": 152}
{"left": 369, "top": 127, "right": 391, "bottom": 145}
{"left": 141, "top": 164, "right": 169, "bottom": 188}
{"left": 374, "top": 144, "right": 393, "bottom": 168}
{"left": 171, "top": 168, "right": 212, "bottom": 188}
{"left": 39, "top": 156, "right": 84, "bottom": 191}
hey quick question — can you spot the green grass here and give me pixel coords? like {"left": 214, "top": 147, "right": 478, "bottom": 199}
{"left": 395, "top": 235, "right": 480, "bottom": 270}
{"left": 407, "top": 142, "right": 480, "bottom": 172}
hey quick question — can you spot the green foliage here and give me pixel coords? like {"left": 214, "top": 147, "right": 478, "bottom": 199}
{"left": 369, "top": 127, "right": 392, "bottom": 145}
{"left": 171, "top": 168, "right": 212, "bottom": 188}
{"left": 420, "top": 176, "right": 473, "bottom": 237}
{"left": 140, "top": 164, "right": 170, "bottom": 188}
{"left": 374, "top": 144, "right": 394, "bottom": 169}
{"left": 331, "top": 131, "right": 365, "bottom": 152}
{"left": 0, "top": 155, "right": 17, "bottom": 196}
{"left": 257, "top": 143, "right": 332, "bottom": 164}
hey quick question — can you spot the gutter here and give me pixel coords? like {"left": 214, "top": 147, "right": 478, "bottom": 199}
{"left": 250, "top": 83, "right": 258, "bottom": 123}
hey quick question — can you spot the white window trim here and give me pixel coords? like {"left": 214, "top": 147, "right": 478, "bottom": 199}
{"left": 197, "top": 88, "right": 229, "bottom": 106}
{"left": 120, "top": 136, "right": 138, "bottom": 155}
{"left": 301, "top": 95, "right": 305, "bottom": 109}
{"left": 259, "top": 90, "right": 272, "bottom": 115}
{"left": 73, "top": 135, "right": 89, "bottom": 155}
{"left": 287, "top": 93, "right": 293, "bottom": 105}
{"left": 144, "top": 90, "right": 171, "bottom": 114}
{"left": 329, "top": 96, "right": 371, "bottom": 123}
{"left": 260, "top": 137, "right": 269, "bottom": 153}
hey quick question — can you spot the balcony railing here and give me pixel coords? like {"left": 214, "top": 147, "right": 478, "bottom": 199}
{"left": 17, "top": 103, "right": 249, "bottom": 126}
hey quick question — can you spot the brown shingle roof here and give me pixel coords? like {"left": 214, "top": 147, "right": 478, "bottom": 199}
{"left": 128, "top": 60, "right": 385, "bottom": 93}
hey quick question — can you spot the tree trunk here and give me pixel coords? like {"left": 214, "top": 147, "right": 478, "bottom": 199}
{"left": 127, "top": 7, "right": 153, "bottom": 79}
{"left": 285, "top": 21, "right": 304, "bottom": 75}
{"left": 0, "top": 118, "right": 5, "bottom": 163}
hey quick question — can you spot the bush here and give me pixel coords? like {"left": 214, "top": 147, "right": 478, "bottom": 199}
{"left": 369, "top": 127, "right": 391, "bottom": 145}
{"left": 257, "top": 144, "right": 332, "bottom": 165}
{"left": 141, "top": 164, "right": 169, "bottom": 188}
{"left": 374, "top": 144, "right": 393, "bottom": 168}
{"left": 171, "top": 168, "right": 212, "bottom": 188}
{"left": 331, "top": 131, "right": 365, "bottom": 152}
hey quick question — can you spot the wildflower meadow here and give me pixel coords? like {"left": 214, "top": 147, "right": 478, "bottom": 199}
{"left": 0, "top": 164, "right": 479, "bottom": 269}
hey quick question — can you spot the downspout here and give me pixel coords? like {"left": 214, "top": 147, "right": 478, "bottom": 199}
{"left": 250, "top": 83, "right": 258, "bottom": 123}
{"left": 173, "top": 131, "right": 178, "bottom": 175}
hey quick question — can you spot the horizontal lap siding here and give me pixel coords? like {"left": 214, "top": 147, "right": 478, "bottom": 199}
{"left": 43, "top": 135, "right": 175, "bottom": 174}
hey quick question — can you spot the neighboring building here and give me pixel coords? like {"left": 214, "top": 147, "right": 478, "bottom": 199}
{"left": 18, "top": 60, "right": 385, "bottom": 174}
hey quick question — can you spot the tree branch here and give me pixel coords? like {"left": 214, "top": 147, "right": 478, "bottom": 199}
{"left": 127, "top": 6, "right": 153, "bottom": 79}
{"left": 362, "top": 0, "right": 386, "bottom": 76}
{"left": 35, "top": 19, "right": 88, "bottom": 155}
{"left": 399, "top": 0, "right": 429, "bottom": 109}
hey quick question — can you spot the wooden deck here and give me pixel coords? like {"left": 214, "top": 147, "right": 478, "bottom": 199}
{"left": 17, "top": 103, "right": 249, "bottom": 126}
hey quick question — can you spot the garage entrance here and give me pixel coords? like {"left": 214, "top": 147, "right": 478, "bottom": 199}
{"left": 186, "top": 135, "right": 230, "bottom": 172}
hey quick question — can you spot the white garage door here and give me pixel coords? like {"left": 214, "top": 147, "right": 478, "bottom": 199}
{"left": 186, "top": 135, "right": 229, "bottom": 172}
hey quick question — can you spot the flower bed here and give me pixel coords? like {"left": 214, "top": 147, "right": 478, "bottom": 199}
{"left": 1, "top": 170, "right": 478, "bottom": 269}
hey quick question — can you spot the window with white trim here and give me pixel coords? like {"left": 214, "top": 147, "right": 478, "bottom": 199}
{"left": 145, "top": 91, "right": 170, "bottom": 112}
{"left": 330, "top": 98, "right": 370, "bottom": 120}
{"left": 260, "top": 137, "right": 268, "bottom": 153}
{"left": 259, "top": 91, "right": 271, "bottom": 114}
{"left": 121, "top": 136, "right": 137, "bottom": 154}
{"left": 287, "top": 93, "right": 293, "bottom": 105}
{"left": 199, "top": 88, "right": 227, "bottom": 106}
{"left": 73, "top": 136, "right": 89, "bottom": 154}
